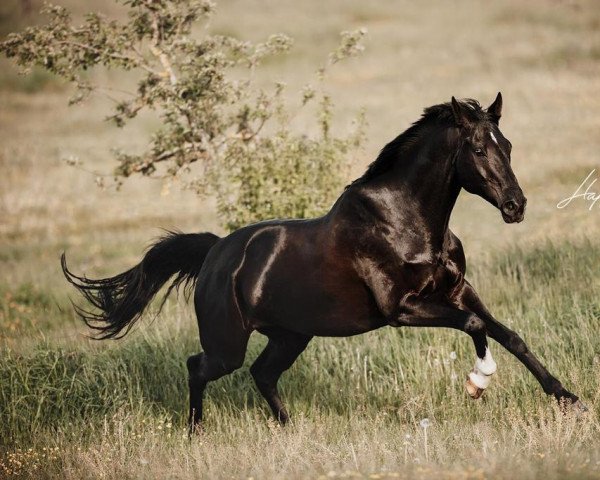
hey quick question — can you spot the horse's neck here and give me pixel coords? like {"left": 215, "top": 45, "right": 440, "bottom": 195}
{"left": 361, "top": 128, "right": 461, "bottom": 248}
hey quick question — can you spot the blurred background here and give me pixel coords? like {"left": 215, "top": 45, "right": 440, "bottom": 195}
{"left": 1, "top": 0, "right": 599, "bottom": 343}
{"left": 1, "top": 2, "right": 600, "bottom": 478}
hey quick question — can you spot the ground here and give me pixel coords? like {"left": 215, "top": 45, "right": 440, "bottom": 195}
{"left": 1, "top": 0, "right": 599, "bottom": 478}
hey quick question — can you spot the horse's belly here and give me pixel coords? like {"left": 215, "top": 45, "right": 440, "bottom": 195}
{"left": 251, "top": 279, "right": 387, "bottom": 337}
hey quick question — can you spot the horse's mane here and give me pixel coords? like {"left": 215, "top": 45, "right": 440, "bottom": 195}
{"left": 348, "top": 99, "right": 486, "bottom": 188}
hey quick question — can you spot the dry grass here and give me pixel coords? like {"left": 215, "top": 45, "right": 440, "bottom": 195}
{"left": 1, "top": 0, "right": 600, "bottom": 478}
{"left": 3, "top": 408, "right": 599, "bottom": 480}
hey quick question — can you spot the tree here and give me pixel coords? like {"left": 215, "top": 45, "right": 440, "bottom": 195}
{"left": 1, "top": 0, "right": 366, "bottom": 230}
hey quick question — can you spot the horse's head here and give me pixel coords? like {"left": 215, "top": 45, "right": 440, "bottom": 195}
{"left": 451, "top": 93, "right": 526, "bottom": 223}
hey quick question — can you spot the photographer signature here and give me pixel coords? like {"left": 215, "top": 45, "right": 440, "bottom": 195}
{"left": 557, "top": 169, "right": 600, "bottom": 210}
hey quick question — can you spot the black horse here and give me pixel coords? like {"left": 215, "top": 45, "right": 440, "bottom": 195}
{"left": 62, "top": 94, "right": 585, "bottom": 433}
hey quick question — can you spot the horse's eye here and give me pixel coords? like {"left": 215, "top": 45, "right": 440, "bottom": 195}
{"left": 474, "top": 148, "right": 486, "bottom": 157}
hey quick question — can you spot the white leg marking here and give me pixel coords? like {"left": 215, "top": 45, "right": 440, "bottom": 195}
{"left": 490, "top": 131, "right": 498, "bottom": 145}
{"left": 476, "top": 347, "right": 497, "bottom": 376}
{"left": 468, "top": 347, "right": 497, "bottom": 389}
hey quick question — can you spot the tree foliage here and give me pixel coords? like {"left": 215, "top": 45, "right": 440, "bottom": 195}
{"left": 1, "top": 0, "right": 366, "bottom": 230}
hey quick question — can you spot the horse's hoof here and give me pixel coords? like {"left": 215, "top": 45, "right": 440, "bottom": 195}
{"left": 465, "top": 377, "right": 485, "bottom": 399}
{"left": 572, "top": 400, "right": 589, "bottom": 413}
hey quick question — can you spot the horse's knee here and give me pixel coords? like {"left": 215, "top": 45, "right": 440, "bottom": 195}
{"left": 220, "top": 356, "right": 244, "bottom": 375}
{"left": 187, "top": 354, "right": 206, "bottom": 388}
{"left": 250, "top": 362, "right": 273, "bottom": 388}
{"left": 187, "top": 353, "right": 202, "bottom": 373}
{"left": 250, "top": 369, "right": 266, "bottom": 389}
{"left": 465, "top": 314, "right": 485, "bottom": 334}
{"left": 187, "top": 352, "right": 242, "bottom": 383}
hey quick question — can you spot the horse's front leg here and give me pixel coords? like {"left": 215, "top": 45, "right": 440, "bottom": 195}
{"left": 390, "top": 297, "right": 497, "bottom": 399}
{"left": 456, "top": 281, "right": 586, "bottom": 410}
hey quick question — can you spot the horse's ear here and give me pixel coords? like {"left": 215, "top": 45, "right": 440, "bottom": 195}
{"left": 451, "top": 96, "right": 472, "bottom": 128}
{"left": 487, "top": 92, "right": 502, "bottom": 124}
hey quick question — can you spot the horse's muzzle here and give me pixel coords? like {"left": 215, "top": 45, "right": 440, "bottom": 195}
{"left": 500, "top": 191, "right": 527, "bottom": 223}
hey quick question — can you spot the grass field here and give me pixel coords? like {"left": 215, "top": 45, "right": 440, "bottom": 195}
{"left": 1, "top": 0, "right": 600, "bottom": 478}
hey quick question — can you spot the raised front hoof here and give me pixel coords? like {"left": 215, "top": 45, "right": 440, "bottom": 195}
{"left": 554, "top": 392, "right": 589, "bottom": 416}
{"left": 558, "top": 398, "right": 589, "bottom": 415}
{"left": 465, "top": 377, "right": 485, "bottom": 400}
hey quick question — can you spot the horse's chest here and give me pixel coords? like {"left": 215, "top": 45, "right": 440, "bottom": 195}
{"left": 356, "top": 255, "right": 462, "bottom": 317}
{"left": 421, "top": 261, "right": 460, "bottom": 296}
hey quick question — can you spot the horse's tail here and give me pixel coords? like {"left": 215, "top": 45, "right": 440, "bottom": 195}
{"left": 61, "top": 231, "right": 221, "bottom": 340}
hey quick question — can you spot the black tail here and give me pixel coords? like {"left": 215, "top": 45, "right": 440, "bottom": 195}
{"left": 61, "top": 231, "right": 221, "bottom": 339}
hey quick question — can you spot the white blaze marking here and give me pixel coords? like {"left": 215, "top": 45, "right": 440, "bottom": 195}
{"left": 469, "top": 347, "right": 497, "bottom": 389}
{"left": 490, "top": 131, "right": 498, "bottom": 145}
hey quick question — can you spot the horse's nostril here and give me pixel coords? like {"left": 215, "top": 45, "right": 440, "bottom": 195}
{"left": 504, "top": 200, "right": 517, "bottom": 212}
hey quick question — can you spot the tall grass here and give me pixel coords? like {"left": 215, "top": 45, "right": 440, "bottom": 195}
{"left": 1, "top": 239, "right": 599, "bottom": 478}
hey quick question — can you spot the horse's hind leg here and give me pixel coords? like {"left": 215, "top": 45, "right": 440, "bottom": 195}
{"left": 187, "top": 314, "right": 250, "bottom": 434}
{"left": 250, "top": 329, "right": 312, "bottom": 424}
